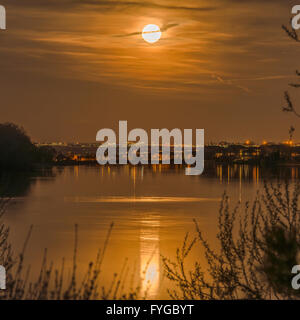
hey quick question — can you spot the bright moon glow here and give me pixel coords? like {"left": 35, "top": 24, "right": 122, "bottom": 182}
{"left": 142, "top": 24, "right": 162, "bottom": 44}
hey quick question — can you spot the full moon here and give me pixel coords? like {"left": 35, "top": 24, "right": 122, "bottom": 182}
{"left": 142, "top": 24, "right": 162, "bottom": 44}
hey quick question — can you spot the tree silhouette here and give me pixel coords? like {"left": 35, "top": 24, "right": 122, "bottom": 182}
{"left": 0, "top": 123, "right": 55, "bottom": 170}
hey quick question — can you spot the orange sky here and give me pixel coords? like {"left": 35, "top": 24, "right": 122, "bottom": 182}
{"left": 1, "top": 0, "right": 300, "bottom": 143}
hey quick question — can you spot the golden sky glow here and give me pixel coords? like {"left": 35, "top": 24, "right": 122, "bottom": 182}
{"left": 1, "top": 0, "right": 300, "bottom": 142}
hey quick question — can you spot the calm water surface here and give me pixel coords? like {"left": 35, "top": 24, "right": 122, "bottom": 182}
{"left": 2, "top": 164, "right": 299, "bottom": 298}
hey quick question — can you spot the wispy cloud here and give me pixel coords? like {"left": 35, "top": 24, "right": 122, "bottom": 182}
{"left": 7, "top": 0, "right": 217, "bottom": 13}
{"left": 1, "top": 0, "right": 297, "bottom": 95}
{"left": 115, "top": 23, "right": 179, "bottom": 38}
{"left": 1, "top": 0, "right": 299, "bottom": 142}
{"left": 211, "top": 74, "right": 251, "bottom": 93}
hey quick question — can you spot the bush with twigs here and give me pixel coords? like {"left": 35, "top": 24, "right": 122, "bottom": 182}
{"left": 163, "top": 182, "right": 300, "bottom": 300}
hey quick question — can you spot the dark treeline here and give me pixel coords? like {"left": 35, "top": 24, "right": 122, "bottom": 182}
{"left": 0, "top": 123, "right": 56, "bottom": 171}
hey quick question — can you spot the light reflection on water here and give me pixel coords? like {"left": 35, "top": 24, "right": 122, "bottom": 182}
{"left": 2, "top": 164, "right": 300, "bottom": 299}
{"left": 140, "top": 215, "right": 160, "bottom": 298}
{"left": 65, "top": 196, "right": 221, "bottom": 203}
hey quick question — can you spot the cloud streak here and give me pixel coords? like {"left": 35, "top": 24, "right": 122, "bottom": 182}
{"left": 7, "top": 0, "right": 217, "bottom": 13}
{"left": 211, "top": 74, "right": 251, "bottom": 93}
{"left": 115, "top": 23, "right": 179, "bottom": 38}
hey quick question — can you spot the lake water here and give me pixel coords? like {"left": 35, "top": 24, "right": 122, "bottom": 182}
{"left": 2, "top": 164, "right": 299, "bottom": 299}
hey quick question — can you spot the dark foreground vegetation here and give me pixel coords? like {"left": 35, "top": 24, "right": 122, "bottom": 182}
{"left": 0, "top": 201, "right": 148, "bottom": 300}
{"left": 163, "top": 182, "right": 300, "bottom": 299}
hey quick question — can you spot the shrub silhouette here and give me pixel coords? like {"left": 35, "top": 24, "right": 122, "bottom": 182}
{"left": 163, "top": 182, "right": 300, "bottom": 300}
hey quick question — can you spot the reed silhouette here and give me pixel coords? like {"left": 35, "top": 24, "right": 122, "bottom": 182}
{"left": 0, "top": 199, "right": 152, "bottom": 300}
